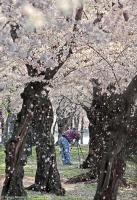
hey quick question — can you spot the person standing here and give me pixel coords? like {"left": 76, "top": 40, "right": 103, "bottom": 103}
{"left": 58, "top": 128, "right": 80, "bottom": 165}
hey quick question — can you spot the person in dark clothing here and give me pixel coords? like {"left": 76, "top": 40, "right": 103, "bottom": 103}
{"left": 58, "top": 128, "right": 80, "bottom": 165}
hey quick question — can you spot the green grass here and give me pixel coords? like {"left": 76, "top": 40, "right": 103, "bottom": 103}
{"left": 125, "top": 161, "right": 137, "bottom": 183}
{"left": 27, "top": 193, "right": 86, "bottom": 200}
{"left": 0, "top": 145, "right": 5, "bottom": 174}
{"left": 0, "top": 144, "right": 137, "bottom": 200}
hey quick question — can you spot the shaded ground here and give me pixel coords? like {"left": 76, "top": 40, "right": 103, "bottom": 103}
{"left": 0, "top": 144, "right": 137, "bottom": 199}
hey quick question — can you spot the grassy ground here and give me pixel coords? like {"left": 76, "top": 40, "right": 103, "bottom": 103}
{"left": 0, "top": 144, "right": 137, "bottom": 200}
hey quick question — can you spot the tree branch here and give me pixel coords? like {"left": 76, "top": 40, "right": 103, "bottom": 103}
{"left": 25, "top": 5, "right": 83, "bottom": 80}
{"left": 44, "top": 5, "right": 83, "bottom": 80}
{"left": 87, "top": 44, "right": 122, "bottom": 92}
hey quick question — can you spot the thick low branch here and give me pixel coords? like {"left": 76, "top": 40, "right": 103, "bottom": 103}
{"left": 26, "top": 6, "right": 83, "bottom": 80}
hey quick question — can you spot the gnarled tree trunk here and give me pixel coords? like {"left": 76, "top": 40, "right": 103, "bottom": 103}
{"left": 1, "top": 4, "right": 83, "bottom": 198}
{"left": 94, "top": 75, "right": 137, "bottom": 200}
{"left": 94, "top": 129, "right": 126, "bottom": 200}
{"left": 81, "top": 79, "right": 104, "bottom": 174}
{"left": 1, "top": 81, "right": 40, "bottom": 199}
{"left": 26, "top": 96, "right": 65, "bottom": 195}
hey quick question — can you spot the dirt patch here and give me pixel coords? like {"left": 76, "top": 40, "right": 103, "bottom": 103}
{"left": 0, "top": 175, "right": 78, "bottom": 194}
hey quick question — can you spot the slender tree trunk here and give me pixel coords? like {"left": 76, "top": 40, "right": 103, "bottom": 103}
{"left": 74, "top": 114, "right": 80, "bottom": 130}
{"left": 26, "top": 95, "right": 65, "bottom": 195}
{"left": 70, "top": 117, "right": 73, "bottom": 128}
{"left": 80, "top": 116, "right": 84, "bottom": 144}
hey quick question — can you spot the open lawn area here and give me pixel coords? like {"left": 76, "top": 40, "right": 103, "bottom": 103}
{"left": 0, "top": 144, "right": 137, "bottom": 200}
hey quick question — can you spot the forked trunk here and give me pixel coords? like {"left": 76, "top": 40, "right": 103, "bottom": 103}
{"left": 26, "top": 96, "right": 65, "bottom": 195}
{"left": 1, "top": 81, "right": 41, "bottom": 199}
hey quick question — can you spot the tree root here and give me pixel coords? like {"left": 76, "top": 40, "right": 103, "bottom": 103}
{"left": 80, "top": 158, "right": 91, "bottom": 169}
{"left": 120, "top": 178, "right": 137, "bottom": 188}
{"left": 65, "top": 172, "right": 96, "bottom": 184}
{"left": 26, "top": 184, "right": 65, "bottom": 196}
{"left": 26, "top": 184, "right": 39, "bottom": 191}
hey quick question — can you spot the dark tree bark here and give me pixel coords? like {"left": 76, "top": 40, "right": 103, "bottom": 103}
{"left": 94, "top": 128, "right": 127, "bottom": 200}
{"left": 94, "top": 75, "right": 137, "bottom": 200}
{"left": 1, "top": 81, "right": 41, "bottom": 199}
{"left": 56, "top": 115, "right": 73, "bottom": 146}
{"left": 26, "top": 96, "right": 65, "bottom": 195}
{"left": 58, "top": 116, "right": 72, "bottom": 135}
{"left": 81, "top": 79, "right": 103, "bottom": 171}
{"left": 0, "top": 109, "right": 4, "bottom": 143}
{"left": 69, "top": 76, "right": 136, "bottom": 195}
{"left": 80, "top": 116, "right": 84, "bottom": 144}
{"left": 1, "top": 82, "right": 65, "bottom": 199}
{"left": 74, "top": 114, "right": 80, "bottom": 130}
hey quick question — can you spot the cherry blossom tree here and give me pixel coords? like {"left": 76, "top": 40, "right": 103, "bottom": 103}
{"left": 0, "top": 0, "right": 83, "bottom": 198}
{"left": 1, "top": 0, "right": 137, "bottom": 200}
